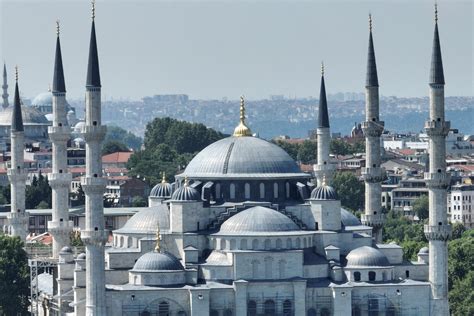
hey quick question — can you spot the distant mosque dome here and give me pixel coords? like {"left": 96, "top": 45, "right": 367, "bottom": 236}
{"left": 219, "top": 206, "right": 299, "bottom": 235}
{"left": 32, "top": 91, "right": 53, "bottom": 108}
{"left": 132, "top": 251, "right": 183, "bottom": 271}
{"left": 0, "top": 106, "right": 49, "bottom": 126}
{"left": 346, "top": 246, "right": 390, "bottom": 267}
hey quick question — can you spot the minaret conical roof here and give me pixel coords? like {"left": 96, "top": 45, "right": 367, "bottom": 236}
{"left": 12, "top": 70, "right": 24, "bottom": 132}
{"left": 366, "top": 15, "right": 379, "bottom": 87}
{"left": 318, "top": 65, "right": 330, "bottom": 128}
{"left": 429, "top": 20, "right": 445, "bottom": 85}
{"left": 86, "top": 20, "right": 101, "bottom": 87}
{"left": 53, "top": 29, "right": 66, "bottom": 93}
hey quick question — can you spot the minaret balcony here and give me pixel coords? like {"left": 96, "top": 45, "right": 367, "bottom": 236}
{"left": 424, "top": 172, "right": 450, "bottom": 189}
{"left": 424, "top": 120, "right": 450, "bottom": 137}
{"left": 361, "top": 213, "right": 385, "bottom": 229}
{"left": 80, "top": 229, "right": 108, "bottom": 246}
{"left": 361, "top": 121, "right": 384, "bottom": 137}
{"left": 48, "top": 220, "right": 74, "bottom": 237}
{"left": 48, "top": 126, "right": 71, "bottom": 142}
{"left": 81, "top": 176, "right": 106, "bottom": 194}
{"left": 7, "top": 168, "right": 28, "bottom": 182}
{"left": 48, "top": 173, "right": 72, "bottom": 188}
{"left": 361, "top": 167, "right": 385, "bottom": 183}
{"left": 313, "top": 164, "right": 335, "bottom": 173}
{"left": 7, "top": 211, "right": 29, "bottom": 225}
{"left": 424, "top": 224, "right": 451, "bottom": 241}
{"left": 80, "top": 125, "right": 106, "bottom": 142}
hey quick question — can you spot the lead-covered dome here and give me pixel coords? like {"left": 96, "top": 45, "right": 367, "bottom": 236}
{"left": 114, "top": 205, "right": 169, "bottom": 234}
{"left": 132, "top": 251, "right": 183, "bottom": 271}
{"left": 171, "top": 184, "right": 200, "bottom": 201}
{"left": 182, "top": 136, "right": 309, "bottom": 179}
{"left": 0, "top": 106, "right": 49, "bottom": 125}
{"left": 341, "top": 208, "right": 361, "bottom": 226}
{"left": 346, "top": 246, "right": 390, "bottom": 267}
{"left": 219, "top": 206, "right": 299, "bottom": 234}
{"left": 32, "top": 91, "right": 52, "bottom": 107}
{"left": 150, "top": 181, "right": 172, "bottom": 199}
{"left": 311, "top": 184, "right": 338, "bottom": 200}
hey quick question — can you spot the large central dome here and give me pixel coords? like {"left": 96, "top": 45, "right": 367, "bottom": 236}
{"left": 182, "top": 136, "right": 309, "bottom": 180}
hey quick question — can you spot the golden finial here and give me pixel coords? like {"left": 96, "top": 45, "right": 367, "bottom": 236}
{"left": 15, "top": 65, "right": 18, "bottom": 82}
{"left": 56, "top": 19, "right": 60, "bottom": 36}
{"left": 154, "top": 223, "right": 161, "bottom": 252}
{"left": 184, "top": 175, "right": 189, "bottom": 186}
{"left": 322, "top": 174, "right": 327, "bottom": 186}
{"left": 434, "top": 2, "right": 438, "bottom": 23}
{"left": 233, "top": 95, "right": 252, "bottom": 137}
{"left": 91, "top": 0, "right": 96, "bottom": 20}
{"left": 161, "top": 172, "right": 167, "bottom": 184}
{"left": 369, "top": 13, "right": 373, "bottom": 32}
{"left": 321, "top": 61, "right": 325, "bottom": 77}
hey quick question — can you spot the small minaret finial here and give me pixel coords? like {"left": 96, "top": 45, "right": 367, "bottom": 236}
{"left": 322, "top": 174, "right": 327, "bottom": 186}
{"left": 154, "top": 223, "right": 161, "bottom": 252}
{"left": 435, "top": 2, "right": 438, "bottom": 23}
{"left": 321, "top": 61, "right": 325, "bottom": 77}
{"left": 56, "top": 19, "right": 60, "bottom": 36}
{"left": 15, "top": 65, "right": 18, "bottom": 82}
{"left": 369, "top": 13, "right": 373, "bottom": 32}
{"left": 184, "top": 175, "right": 189, "bottom": 186}
{"left": 91, "top": 0, "right": 96, "bottom": 20}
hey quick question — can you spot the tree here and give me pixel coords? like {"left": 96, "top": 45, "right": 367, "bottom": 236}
{"left": 332, "top": 172, "right": 364, "bottom": 211}
{"left": 102, "top": 140, "right": 130, "bottom": 155}
{"left": 451, "top": 222, "right": 466, "bottom": 240}
{"left": 297, "top": 140, "right": 317, "bottom": 164}
{"left": 70, "top": 230, "right": 84, "bottom": 247}
{"left": 26, "top": 172, "right": 52, "bottom": 209}
{"left": 0, "top": 235, "right": 30, "bottom": 315}
{"left": 330, "top": 138, "right": 365, "bottom": 156}
{"left": 412, "top": 195, "right": 429, "bottom": 220}
{"left": 131, "top": 196, "right": 147, "bottom": 207}
{"left": 105, "top": 126, "right": 142, "bottom": 150}
{"left": 36, "top": 200, "right": 49, "bottom": 209}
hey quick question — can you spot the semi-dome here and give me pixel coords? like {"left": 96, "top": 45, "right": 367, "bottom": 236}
{"left": 346, "top": 246, "right": 390, "bottom": 267}
{"left": 171, "top": 183, "right": 200, "bottom": 201}
{"left": 0, "top": 106, "right": 49, "bottom": 125}
{"left": 341, "top": 208, "right": 361, "bottom": 226}
{"left": 311, "top": 184, "right": 338, "bottom": 200}
{"left": 182, "top": 136, "right": 310, "bottom": 180}
{"left": 114, "top": 205, "right": 169, "bottom": 234}
{"left": 132, "top": 251, "right": 183, "bottom": 271}
{"left": 219, "top": 206, "right": 299, "bottom": 234}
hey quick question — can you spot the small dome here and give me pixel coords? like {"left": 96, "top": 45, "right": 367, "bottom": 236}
{"left": 77, "top": 253, "right": 86, "bottom": 260}
{"left": 346, "top": 246, "right": 390, "bottom": 267}
{"left": 132, "top": 251, "right": 183, "bottom": 271}
{"left": 171, "top": 183, "right": 200, "bottom": 201}
{"left": 219, "top": 206, "right": 299, "bottom": 234}
{"left": 150, "top": 181, "right": 172, "bottom": 199}
{"left": 59, "top": 246, "right": 72, "bottom": 254}
{"left": 311, "top": 184, "right": 338, "bottom": 200}
{"left": 418, "top": 247, "right": 429, "bottom": 254}
{"left": 341, "top": 208, "right": 361, "bottom": 226}
{"left": 115, "top": 205, "right": 169, "bottom": 234}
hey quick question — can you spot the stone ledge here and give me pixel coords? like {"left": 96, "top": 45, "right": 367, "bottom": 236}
{"left": 80, "top": 125, "right": 107, "bottom": 142}
{"left": 361, "top": 121, "right": 384, "bottom": 137}
{"left": 424, "top": 172, "right": 450, "bottom": 189}
{"left": 48, "top": 173, "right": 73, "bottom": 187}
{"left": 424, "top": 224, "right": 451, "bottom": 241}
{"left": 361, "top": 214, "right": 385, "bottom": 228}
{"left": 424, "top": 120, "right": 450, "bottom": 137}
{"left": 81, "top": 230, "right": 108, "bottom": 246}
{"left": 361, "top": 167, "right": 385, "bottom": 183}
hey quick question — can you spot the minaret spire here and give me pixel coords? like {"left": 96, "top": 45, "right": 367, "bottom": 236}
{"left": 7, "top": 65, "right": 28, "bottom": 240}
{"left": 52, "top": 20, "right": 66, "bottom": 93}
{"left": 2, "top": 62, "right": 8, "bottom": 109}
{"left": 79, "top": 1, "right": 108, "bottom": 314}
{"left": 424, "top": 4, "right": 450, "bottom": 315}
{"left": 314, "top": 62, "right": 334, "bottom": 186}
{"left": 361, "top": 14, "right": 385, "bottom": 243}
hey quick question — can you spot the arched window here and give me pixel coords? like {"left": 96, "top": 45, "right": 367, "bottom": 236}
{"left": 295, "top": 238, "right": 301, "bottom": 248}
{"left": 286, "top": 238, "right": 292, "bottom": 249}
{"left": 303, "top": 238, "right": 307, "bottom": 248}
{"left": 158, "top": 301, "right": 170, "bottom": 316}
{"left": 278, "top": 260, "right": 286, "bottom": 278}
{"left": 245, "top": 183, "right": 251, "bottom": 199}
{"left": 230, "top": 239, "right": 236, "bottom": 250}
{"left": 283, "top": 300, "right": 292, "bottom": 316}
{"left": 264, "top": 239, "right": 271, "bottom": 250}
{"left": 368, "top": 271, "right": 376, "bottom": 281}
{"left": 252, "top": 239, "right": 259, "bottom": 250}
{"left": 215, "top": 183, "right": 221, "bottom": 199}
{"left": 354, "top": 271, "right": 361, "bottom": 281}
{"left": 210, "top": 310, "right": 219, "bottom": 316}
{"left": 252, "top": 260, "right": 259, "bottom": 278}
{"left": 264, "top": 257, "right": 273, "bottom": 278}
{"left": 405, "top": 270, "right": 410, "bottom": 278}
{"left": 286, "top": 182, "right": 290, "bottom": 198}
{"left": 274, "top": 183, "right": 279, "bottom": 199}
{"left": 320, "top": 307, "right": 330, "bottom": 316}
{"left": 220, "top": 239, "right": 226, "bottom": 250}
{"left": 264, "top": 300, "right": 276, "bottom": 316}
{"left": 382, "top": 271, "right": 387, "bottom": 281}
{"left": 276, "top": 239, "right": 282, "bottom": 249}
{"left": 223, "top": 309, "right": 233, "bottom": 316}
{"left": 248, "top": 301, "right": 257, "bottom": 316}
{"left": 307, "top": 308, "right": 317, "bottom": 316}
{"left": 230, "top": 183, "right": 236, "bottom": 199}
{"left": 259, "top": 183, "right": 265, "bottom": 199}
{"left": 240, "top": 239, "right": 248, "bottom": 250}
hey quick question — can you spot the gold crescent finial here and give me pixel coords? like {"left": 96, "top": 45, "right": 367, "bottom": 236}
{"left": 369, "top": 13, "right": 373, "bottom": 32}
{"left": 322, "top": 174, "right": 327, "bottom": 186}
{"left": 240, "top": 95, "right": 245, "bottom": 123}
{"left": 434, "top": 2, "right": 438, "bottom": 23}
{"left": 15, "top": 65, "right": 18, "bottom": 82}
{"left": 154, "top": 223, "right": 161, "bottom": 252}
{"left": 161, "top": 172, "right": 167, "bottom": 183}
{"left": 321, "top": 61, "right": 325, "bottom": 77}
{"left": 184, "top": 175, "right": 189, "bottom": 186}
{"left": 91, "top": 0, "right": 96, "bottom": 20}
{"left": 233, "top": 96, "right": 252, "bottom": 137}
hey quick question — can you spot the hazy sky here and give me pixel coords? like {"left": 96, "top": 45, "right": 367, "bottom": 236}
{"left": 0, "top": 0, "right": 472, "bottom": 101}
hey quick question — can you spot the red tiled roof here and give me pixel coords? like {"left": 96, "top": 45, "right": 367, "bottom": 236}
{"left": 102, "top": 152, "right": 133, "bottom": 164}
{"left": 397, "top": 149, "right": 416, "bottom": 155}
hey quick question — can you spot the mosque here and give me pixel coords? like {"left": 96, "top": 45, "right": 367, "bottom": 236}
{"left": 4, "top": 2, "right": 452, "bottom": 316}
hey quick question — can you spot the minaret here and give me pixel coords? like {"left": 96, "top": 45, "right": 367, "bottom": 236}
{"left": 7, "top": 67, "right": 29, "bottom": 240}
{"left": 2, "top": 63, "right": 8, "bottom": 109}
{"left": 80, "top": 2, "right": 108, "bottom": 314}
{"left": 424, "top": 5, "right": 451, "bottom": 315}
{"left": 361, "top": 14, "right": 385, "bottom": 243}
{"left": 314, "top": 62, "right": 335, "bottom": 186}
{"left": 47, "top": 20, "right": 73, "bottom": 258}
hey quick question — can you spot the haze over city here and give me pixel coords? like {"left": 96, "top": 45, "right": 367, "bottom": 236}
{"left": 1, "top": 0, "right": 473, "bottom": 100}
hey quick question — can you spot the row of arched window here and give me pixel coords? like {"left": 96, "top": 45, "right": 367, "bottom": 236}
{"left": 217, "top": 182, "right": 291, "bottom": 200}
{"left": 212, "top": 235, "right": 311, "bottom": 251}
{"left": 247, "top": 299, "right": 293, "bottom": 316}
{"left": 251, "top": 258, "right": 287, "bottom": 278}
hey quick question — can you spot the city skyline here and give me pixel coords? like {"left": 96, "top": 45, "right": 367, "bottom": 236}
{"left": 1, "top": 0, "right": 472, "bottom": 100}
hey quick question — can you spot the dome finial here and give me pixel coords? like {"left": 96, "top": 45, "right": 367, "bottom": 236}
{"left": 322, "top": 174, "right": 327, "bottom": 186}
{"left": 161, "top": 172, "right": 167, "bottom": 184}
{"left": 184, "top": 175, "right": 189, "bottom": 187}
{"left": 91, "top": 0, "right": 96, "bottom": 20}
{"left": 154, "top": 223, "right": 161, "bottom": 253}
{"left": 233, "top": 95, "right": 252, "bottom": 137}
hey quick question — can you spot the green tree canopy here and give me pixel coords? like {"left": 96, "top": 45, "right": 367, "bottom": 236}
{"left": 131, "top": 196, "right": 147, "bottom": 207}
{"left": 105, "top": 125, "right": 142, "bottom": 150}
{"left": 332, "top": 171, "right": 364, "bottom": 211}
{"left": 102, "top": 140, "right": 130, "bottom": 155}
{"left": 26, "top": 172, "right": 52, "bottom": 209}
{"left": 412, "top": 195, "right": 429, "bottom": 220}
{"left": 0, "top": 235, "right": 30, "bottom": 315}
{"left": 330, "top": 138, "right": 365, "bottom": 156}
